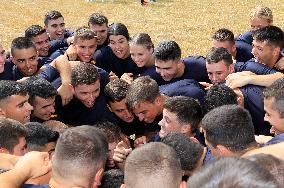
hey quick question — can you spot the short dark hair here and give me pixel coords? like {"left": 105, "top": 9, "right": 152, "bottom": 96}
{"left": 187, "top": 157, "right": 279, "bottom": 188}
{"left": 212, "top": 28, "right": 235, "bottom": 43}
{"left": 74, "top": 27, "right": 96, "bottom": 42}
{"left": 206, "top": 47, "right": 233, "bottom": 66}
{"left": 263, "top": 78, "right": 284, "bottom": 118}
{"left": 154, "top": 40, "right": 181, "bottom": 61}
{"left": 161, "top": 133, "right": 204, "bottom": 172}
{"left": 125, "top": 142, "right": 182, "bottom": 188}
{"left": 11, "top": 37, "right": 36, "bottom": 56}
{"left": 25, "top": 25, "right": 46, "bottom": 39}
{"left": 164, "top": 96, "right": 203, "bottom": 131}
{"left": 0, "top": 80, "right": 28, "bottom": 103}
{"left": 0, "top": 118, "right": 27, "bottom": 153}
{"left": 204, "top": 84, "right": 238, "bottom": 114}
{"left": 88, "top": 13, "right": 108, "bottom": 26}
{"left": 108, "top": 23, "right": 130, "bottom": 41}
{"left": 44, "top": 10, "right": 63, "bottom": 25}
{"left": 25, "top": 122, "right": 59, "bottom": 151}
{"left": 93, "top": 121, "right": 123, "bottom": 143}
{"left": 104, "top": 79, "right": 129, "bottom": 103}
{"left": 25, "top": 76, "right": 57, "bottom": 106}
{"left": 100, "top": 169, "right": 124, "bottom": 188}
{"left": 52, "top": 125, "right": 108, "bottom": 184}
{"left": 71, "top": 62, "right": 100, "bottom": 87}
{"left": 202, "top": 105, "right": 256, "bottom": 152}
{"left": 253, "top": 26, "right": 284, "bottom": 48}
{"left": 126, "top": 76, "right": 160, "bottom": 110}
{"left": 130, "top": 33, "right": 154, "bottom": 50}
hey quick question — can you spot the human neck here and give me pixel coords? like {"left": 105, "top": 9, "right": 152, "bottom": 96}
{"left": 175, "top": 62, "right": 185, "bottom": 78}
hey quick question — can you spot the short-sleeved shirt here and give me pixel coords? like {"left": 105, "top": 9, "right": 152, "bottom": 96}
{"left": 262, "top": 133, "right": 284, "bottom": 146}
{"left": 235, "top": 59, "right": 278, "bottom": 75}
{"left": 236, "top": 31, "right": 253, "bottom": 45}
{"left": 0, "top": 60, "right": 13, "bottom": 80}
{"left": 235, "top": 41, "right": 254, "bottom": 62}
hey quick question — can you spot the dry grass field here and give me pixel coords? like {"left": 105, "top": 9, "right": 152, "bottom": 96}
{"left": 0, "top": 0, "right": 283, "bottom": 56}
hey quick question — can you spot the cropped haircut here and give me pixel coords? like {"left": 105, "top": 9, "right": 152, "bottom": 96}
{"left": 187, "top": 157, "right": 279, "bottom": 188}
{"left": 161, "top": 133, "right": 204, "bottom": 172}
{"left": 130, "top": 33, "right": 154, "bottom": 50}
{"left": 0, "top": 80, "right": 27, "bottom": 104}
{"left": 212, "top": 28, "right": 235, "bottom": 43}
{"left": 71, "top": 62, "right": 100, "bottom": 87}
{"left": 164, "top": 96, "right": 203, "bottom": 131}
{"left": 253, "top": 26, "right": 284, "bottom": 48}
{"left": 125, "top": 142, "right": 182, "bottom": 188}
{"left": 206, "top": 47, "right": 233, "bottom": 66}
{"left": 100, "top": 169, "right": 124, "bottom": 188}
{"left": 108, "top": 23, "right": 130, "bottom": 41}
{"left": 0, "top": 118, "right": 27, "bottom": 153}
{"left": 11, "top": 37, "right": 36, "bottom": 56}
{"left": 154, "top": 40, "right": 181, "bottom": 61}
{"left": 44, "top": 10, "right": 63, "bottom": 25}
{"left": 93, "top": 121, "right": 123, "bottom": 143}
{"left": 251, "top": 5, "right": 273, "bottom": 23}
{"left": 52, "top": 125, "right": 108, "bottom": 185}
{"left": 43, "top": 120, "right": 69, "bottom": 134}
{"left": 104, "top": 79, "right": 129, "bottom": 103}
{"left": 25, "top": 76, "right": 57, "bottom": 106}
{"left": 25, "top": 122, "right": 59, "bottom": 151}
{"left": 204, "top": 84, "right": 238, "bottom": 114}
{"left": 126, "top": 76, "right": 160, "bottom": 110}
{"left": 263, "top": 78, "right": 284, "bottom": 118}
{"left": 88, "top": 12, "right": 108, "bottom": 26}
{"left": 25, "top": 25, "right": 46, "bottom": 39}
{"left": 74, "top": 27, "right": 96, "bottom": 42}
{"left": 202, "top": 105, "right": 256, "bottom": 152}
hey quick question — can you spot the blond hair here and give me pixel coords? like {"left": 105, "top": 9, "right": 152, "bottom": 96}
{"left": 250, "top": 5, "right": 273, "bottom": 23}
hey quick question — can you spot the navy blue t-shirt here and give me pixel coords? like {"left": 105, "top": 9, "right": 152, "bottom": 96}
{"left": 21, "top": 184, "right": 50, "bottom": 188}
{"left": 93, "top": 46, "right": 144, "bottom": 77}
{"left": 0, "top": 60, "right": 13, "bottom": 80}
{"left": 263, "top": 133, "right": 284, "bottom": 146}
{"left": 235, "top": 59, "right": 278, "bottom": 75}
{"left": 235, "top": 41, "right": 254, "bottom": 62}
{"left": 143, "top": 56, "right": 210, "bottom": 86}
{"left": 236, "top": 31, "right": 253, "bottom": 45}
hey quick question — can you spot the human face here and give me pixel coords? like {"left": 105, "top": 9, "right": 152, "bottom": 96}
{"left": 264, "top": 98, "right": 284, "bottom": 135}
{"left": 252, "top": 40, "right": 275, "bottom": 67}
{"left": 33, "top": 96, "right": 56, "bottom": 121}
{"left": 73, "top": 80, "right": 100, "bottom": 108}
{"left": 158, "top": 109, "right": 182, "bottom": 138}
{"left": 74, "top": 38, "right": 97, "bottom": 62}
{"left": 206, "top": 60, "right": 233, "bottom": 84}
{"left": 45, "top": 17, "right": 65, "bottom": 40}
{"left": 212, "top": 40, "right": 236, "bottom": 57}
{"left": 132, "top": 101, "right": 161, "bottom": 123}
{"left": 89, "top": 23, "right": 108, "bottom": 46}
{"left": 0, "top": 45, "right": 5, "bottom": 73}
{"left": 250, "top": 17, "right": 271, "bottom": 32}
{"left": 155, "top": 59, "right": 180, "bottom": 81}
{"left": 130, "top": 44, "right": 153, "bottom": 67}
{"left": 107, "top": 142, "right": 117, "bottom": 168}
{"left": 0, "top": 95, "right": 33, "bottom": 123}
{"left": 13, "top": 137, "right": 27, "bottom": 156}
{"left": 32, "top": 32, "right": 51, "bottom": 57}
{"left": 108, "top": 99, "right": 134, "bottom": 123}
{"left": 109, "top": 35, "right": 130, "bottom": 59}
{"left": 12, "top": 47, "right": 38, "bottom": 76}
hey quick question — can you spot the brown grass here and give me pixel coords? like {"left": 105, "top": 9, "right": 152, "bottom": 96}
{"left": 0, "top": 0, "right": 283, "bottom": 56}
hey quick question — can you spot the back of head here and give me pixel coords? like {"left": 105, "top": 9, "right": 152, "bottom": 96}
{"left": 100, "top": 169, "right": 124, "bottom": 188}
{"left": 126, "top": 76, "right": 160, "bottom": 110}
{"left": 93, "top": 121, "right": 123, "bottom": 143}
{"left": 0, "top": 117, "right": 26, "bottom": 153}
{"left": 11, "top": 37, "right": 36, "bottom": 56}
{"left": 161, "top": 132, "right": 204, "bottom": 173}
{"left": 25, "top": 25, "right": 46, "bottom": 39}
{"left": 263, "top": 77, "right": 284, "bottom": 118}
{"left": 130, "top": 33, "right": 154, "bottom": 50}
{"left": 44, "top": 10, "right": 63, "bottom": 25}
{"left": 154, "top": 40, "right": 181, "bottom": 61}
{"left": 205, "top": 84, "right": 238, "bottom": 114}
{"left": 253, "top": 26, "right": 284, "bottom": 48}
{"left": 104, "top": 79, "right": 129, "bottom": 103}
{"left": 52, "top": 125, "right": 108, "bottom": 186}
{"left": 206, "top": 47, "right": 233, "bottom": 65}
{"left": 74, "top": 27, "right": 96, "bottom": 42}
{"left": 108, "top": 23, "right": 130, "bottom": 41}
{"left": 163, "top": 96, "right": 203, "bottom": 132}
{"left": 246, "top": 154, "right": 284, "bottom": 185}
{"left": 71, "top": 62, "right": 100, "bottom": 87}
{"left": 251, "top": 5, "right": 273, "bottom": 23}
{"left": 43, "top": 120, "right": 69, "bottom": 134}
{"left": 88, "top": 12, "right": 108, "bottom": 26}
{"left": 187, "top": 157, "right": 279, "bottom": 188}
{"left": 202, "top": 105, "right": 256, "bottom": 154}
{"left": 125, "top": 142, "right": 182, "bottom": 188}
{"left": 212, "top": 28, "right": 235, "bottom": 43}
{"left": 0, "top": 80, "right": 27, "bottom": 102}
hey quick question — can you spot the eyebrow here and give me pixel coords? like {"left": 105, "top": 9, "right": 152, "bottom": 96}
{"left": 16, "top": 100, "right": 28, "bottom": 107}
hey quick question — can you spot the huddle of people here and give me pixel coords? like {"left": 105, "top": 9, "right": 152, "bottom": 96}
{"left": 0, "top": 5, "right": 284, "bottom": 188}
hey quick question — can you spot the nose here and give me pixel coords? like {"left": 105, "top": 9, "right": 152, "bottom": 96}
{"left": 158, "top": 119, "right": 164, "bottom": 127}
{"left": 137, "top": 114, "right": 145, "bottom": 122}
{"left": 26, "top": 102, "right": 34, "bottom": 111}
{"left": 49, "top": 105, "right": 55, "bottom": 113}
{"left": 251, "top": 46, "right": 257, "bottom": 56}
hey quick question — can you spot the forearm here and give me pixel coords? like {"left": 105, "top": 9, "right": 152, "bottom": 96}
{"left": 0, "top": 167, "right": 30, "bottom": 187}
{"left": 52, "top": 55, "right": 72, "bottom": 85}
{"left": 248, "top": 72, "right": 284, "bottom": 87}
